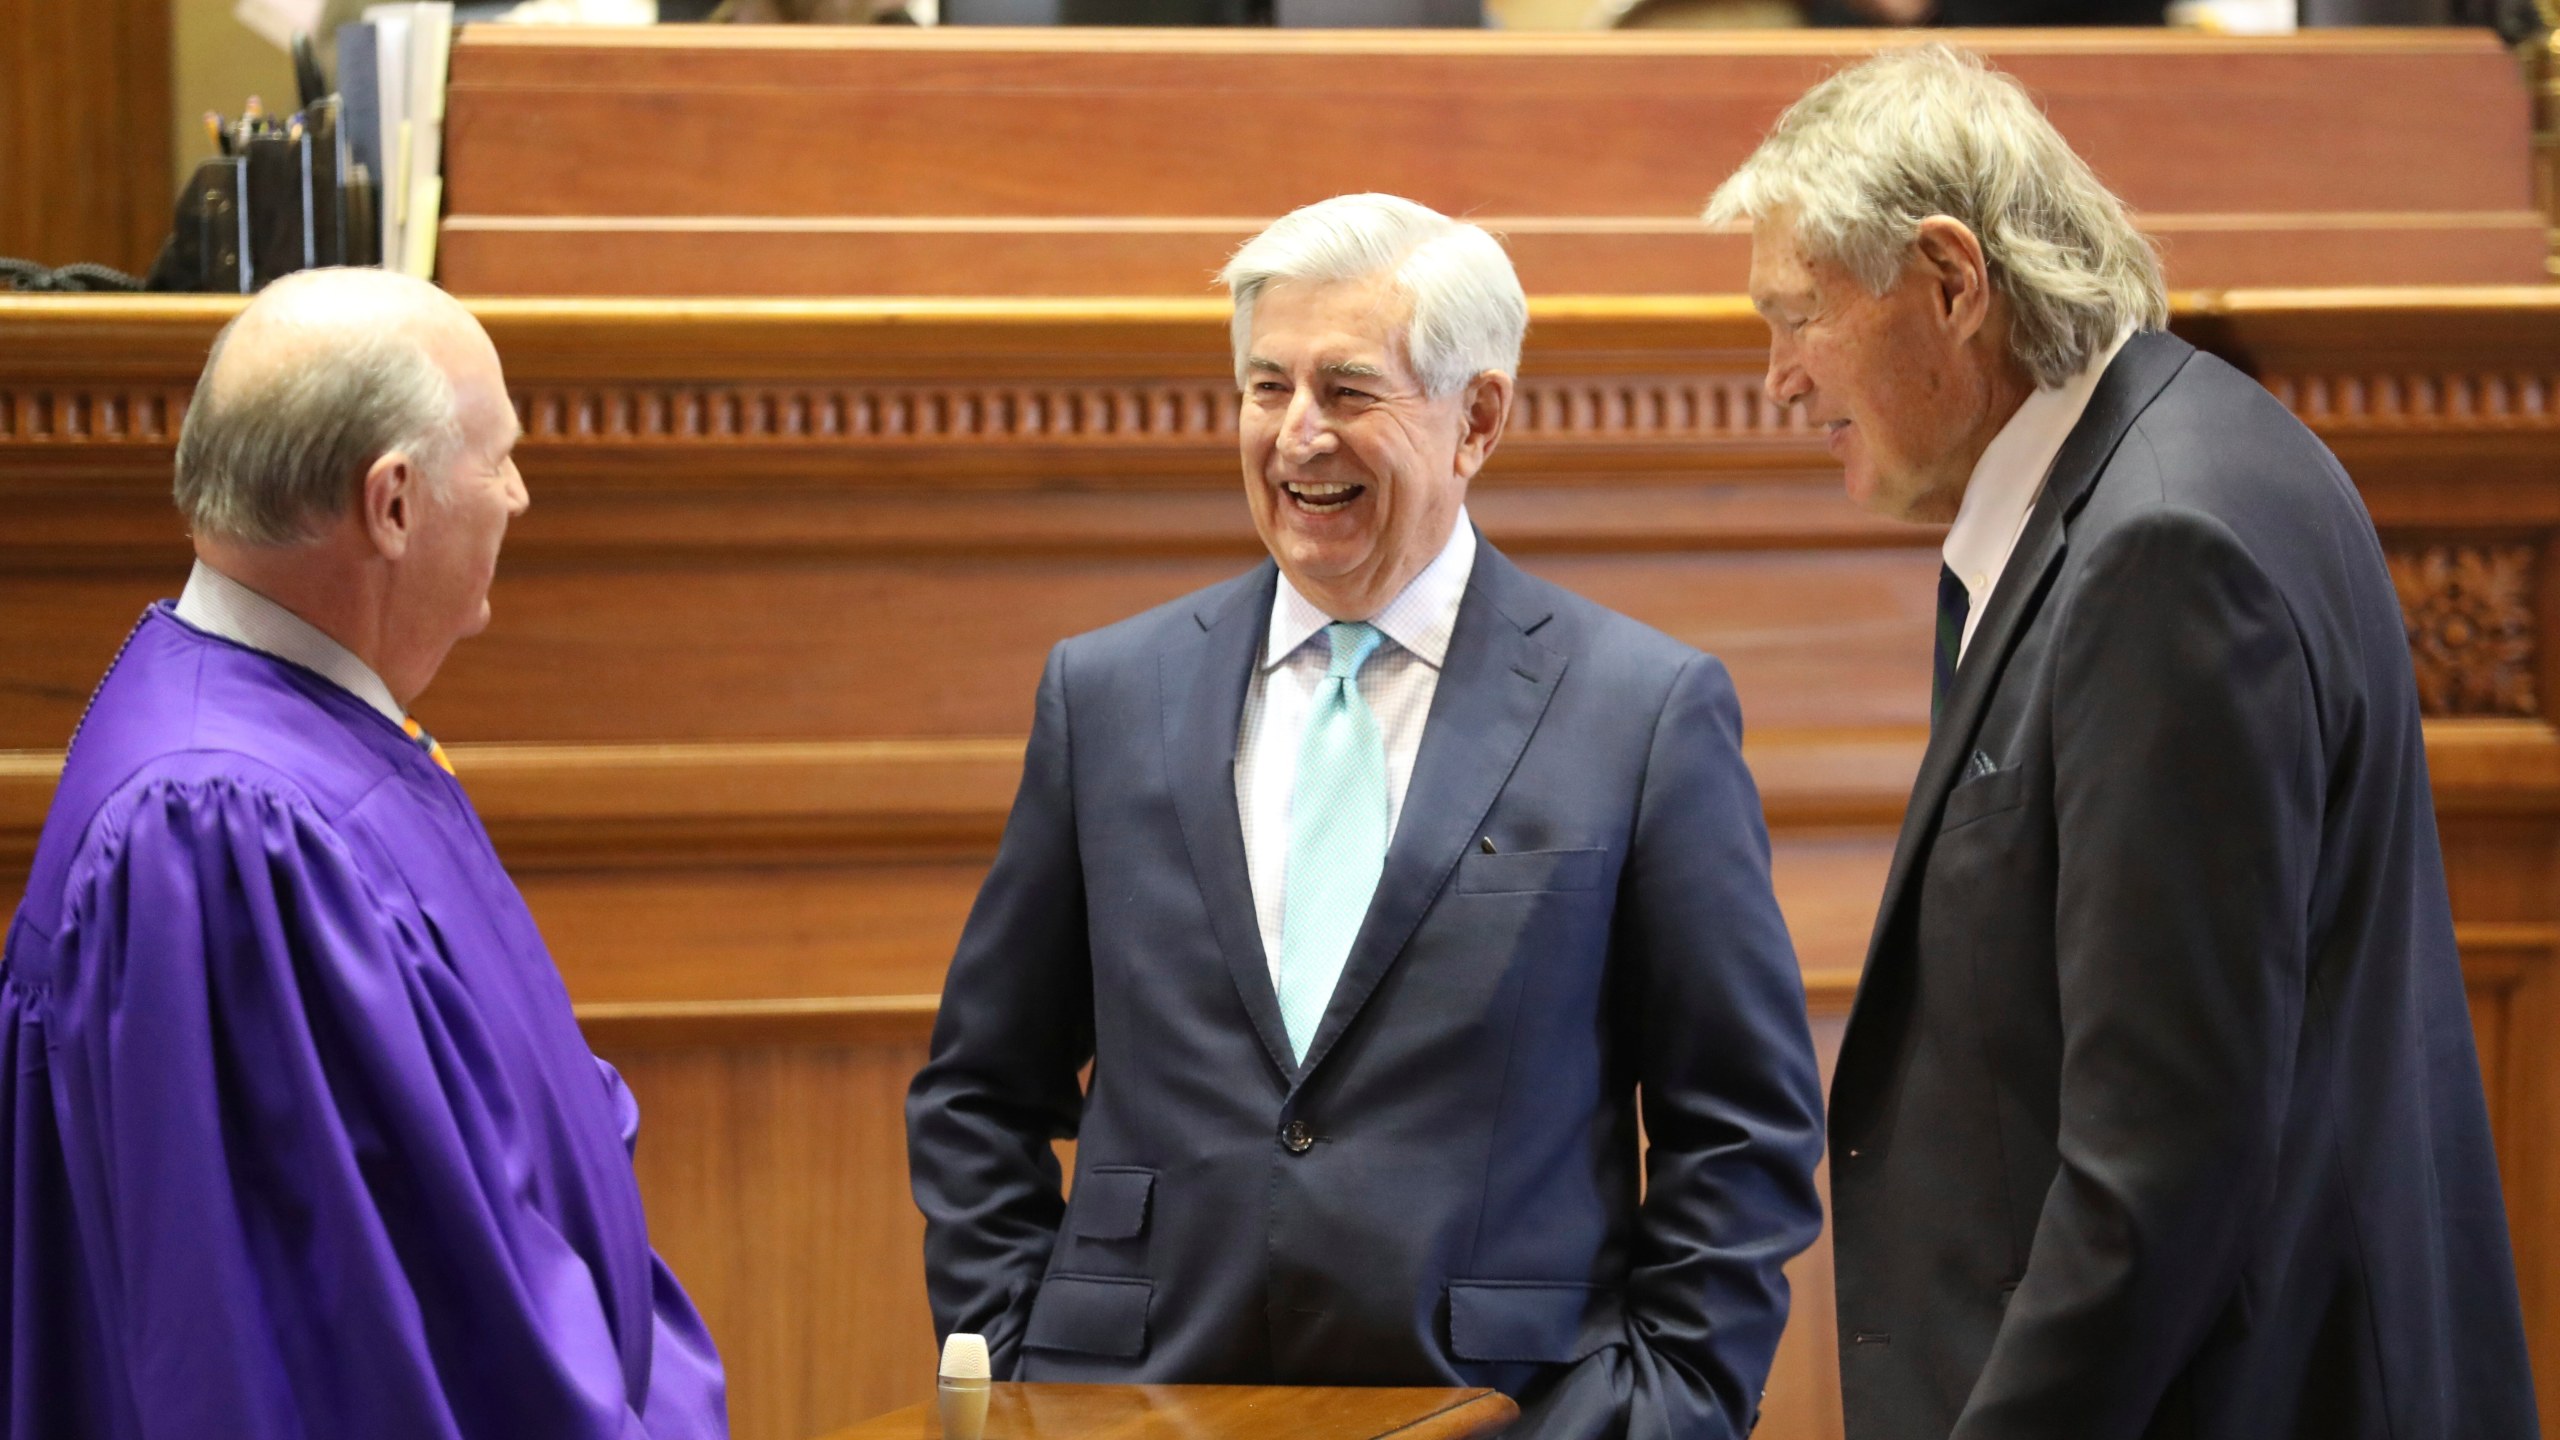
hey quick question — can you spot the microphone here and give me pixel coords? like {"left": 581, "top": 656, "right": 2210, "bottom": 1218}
{"left": 938, "top": 1332, "right": 991, "bottom": 1440}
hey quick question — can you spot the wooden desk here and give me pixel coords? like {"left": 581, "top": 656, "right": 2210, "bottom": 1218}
{"left": 825, "top": 1384, "right": 1518, "bottom": 1440}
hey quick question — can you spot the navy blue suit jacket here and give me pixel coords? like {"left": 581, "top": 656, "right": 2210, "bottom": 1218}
{"left": 907, "top": 535, "right": 1826, "bottom": 1438}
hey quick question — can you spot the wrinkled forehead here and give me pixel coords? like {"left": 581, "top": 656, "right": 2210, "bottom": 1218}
{"left": 1244, "top": 273, "right": 1412, "bottom": 367}
{"left": 1744, "top": 214, "right": 1822, "bottom": 312}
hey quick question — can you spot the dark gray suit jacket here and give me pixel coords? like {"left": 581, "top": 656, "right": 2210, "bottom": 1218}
{"left": 907, "top": 536, "right": 1826, "bottom": 1439}
{"left": 1829, "top": 331, "right": 2538, "bottom": 1440}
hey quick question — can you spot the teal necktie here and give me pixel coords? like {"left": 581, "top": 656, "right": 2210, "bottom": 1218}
{"left": 1277, "top": 621, "right": 1388, "bottom": 1063}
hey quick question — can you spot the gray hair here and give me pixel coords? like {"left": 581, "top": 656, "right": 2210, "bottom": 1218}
{"left": 1705, "top": 44, "right": 2167, "bottom": 388}
{"left": 1217, "top": 193, "right": 1528, "bottom": 398}
{"left": 173, "top": 303, "right": 461, "bottom": 545}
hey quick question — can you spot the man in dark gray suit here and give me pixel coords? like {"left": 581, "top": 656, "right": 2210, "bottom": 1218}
{"left": 906, "top": 193, "right": 1826, "bottom": 1438}
{"left": 1709, "top": 46, "right": 2538, "bottom": 1440}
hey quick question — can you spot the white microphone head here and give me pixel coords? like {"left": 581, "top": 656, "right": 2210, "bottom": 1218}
{"left": 939, "top": 1332, "right": 991, "bottom": 1381}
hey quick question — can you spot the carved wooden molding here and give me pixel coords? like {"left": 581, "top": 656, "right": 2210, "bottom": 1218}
{"left": 0, "top": 389, "right": 189, "bottom": 446}
{"left": 2257, "top": 371, "right": 2560, "bottom": 430}
{"left": 2389, "top": 543, "right": 2541, "bottom": 718}
{"left": 0, "top": 378, "right": 1803, "bottom": 450}
{"left": 13, "top": 367, "right": 2551, "bottom": 453}
{"left": 9, "top": 293, "right": 2556, "bottom": 455}
{"left": 6, "top": 368, "right": 2547, "bottom": 471}
{"left": 519, "top": 382, "right": 1234, "bottom": 446}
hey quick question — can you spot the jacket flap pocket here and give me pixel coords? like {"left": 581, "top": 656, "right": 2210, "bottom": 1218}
{"left": 1939, "top": 766, "right": 2027, "bottom": 833}
{"left": 1070, "top": 1166, "right": 1155, "bottom": 1241}
{"left": 1448, "top": 1280, "right": 1600, "bottom": 1364}
{"left": 1024, "top": 1275, "right": 1150, "bottom": 1358}
{"left": 1457, "top": 847, "right": 1609, "bottom": 896}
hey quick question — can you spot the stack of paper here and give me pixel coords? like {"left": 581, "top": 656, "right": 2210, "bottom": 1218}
{"left": 334, "top": 3, "right": 455, "bottom": 279}
{"left": 231, "top": 0, "right": 327, "bottom": 50}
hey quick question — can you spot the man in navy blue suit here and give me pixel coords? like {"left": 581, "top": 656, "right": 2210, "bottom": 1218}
{"left": 906, "top": 193, "right": 1827, "bottom": 1439}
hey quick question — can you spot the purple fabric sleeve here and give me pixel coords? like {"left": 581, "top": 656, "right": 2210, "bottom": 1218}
{"left": 17, "top": 774, "right": 722, "bottom": 1439}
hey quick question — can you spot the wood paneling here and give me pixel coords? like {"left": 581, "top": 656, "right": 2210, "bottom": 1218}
{"left": 0, "top": 551, "right": 1938, "bottom": 746}
{"left": 0, "top": 0, "right": 171, "bottom": 274}
{"left": 5, "top": 290, "right": 2559, "bottom": 1437}
{"left": 435, "top": 28, "right": 2544, "bottom": 297}
{"left": 604, "top": 1030, "right": 942, "bottom": 1440}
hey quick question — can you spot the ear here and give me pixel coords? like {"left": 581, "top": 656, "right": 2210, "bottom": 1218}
{"left": 361, "top": 448, "right": 420, "bottom": 561}
{"left": 1451, "top": 370, "right": 1514, "bottom": 483}
{"left": 1911, "top": 216, "right": 1994, "bottom": 342}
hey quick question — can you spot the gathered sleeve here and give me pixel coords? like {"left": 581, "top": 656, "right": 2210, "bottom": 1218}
{"left": 40, "top": 772, "right": 720, "bottom": 1439}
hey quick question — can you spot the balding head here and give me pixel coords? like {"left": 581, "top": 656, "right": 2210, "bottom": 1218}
{"left": 175, "top": 268, "right": 488, "bottom": 545}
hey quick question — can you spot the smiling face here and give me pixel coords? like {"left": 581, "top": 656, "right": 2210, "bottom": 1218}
{"left": 1747, "top": 215, "right": 2014, "bottom": 526}
{"left": 1237, "top": 273, "right": 1506, "bottom": 619}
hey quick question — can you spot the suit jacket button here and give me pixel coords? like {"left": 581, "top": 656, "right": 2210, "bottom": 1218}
{"left": 1281, "top": 1120, "right": 1314, "bottom": 1154}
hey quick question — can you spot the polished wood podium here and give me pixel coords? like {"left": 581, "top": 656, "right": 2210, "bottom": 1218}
{"left": 825, "top": 1384, "right": 1518, "bottom": 1440}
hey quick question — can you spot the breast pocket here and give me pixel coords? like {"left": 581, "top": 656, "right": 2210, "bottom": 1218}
{"left": 1939, "top": 767, "right": 2028, "bottom": 834}
{"left": 1456, "top": 846, "right": 1610, "bottom": 896}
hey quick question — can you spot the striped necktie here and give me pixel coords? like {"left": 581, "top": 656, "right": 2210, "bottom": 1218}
{"left": 400, "top": 715, "right": 457, "bottom": 776}
{"left": 1933, "top": 563, "right": 1971, "bottom": 730}
{"left": 1276, "top": 621, "right": 1388, "bottom": 1064}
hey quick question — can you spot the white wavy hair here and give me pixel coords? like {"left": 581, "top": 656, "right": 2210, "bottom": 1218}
{"left": 1705, "top": 44, "right": 2167, "bottom": 388}
{"left": 1217, "top": 193, "right": 1528, "bottom": 399}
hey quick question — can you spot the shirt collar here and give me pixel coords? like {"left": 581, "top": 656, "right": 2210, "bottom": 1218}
{"left": 172, "top": 560, "right": 408, "bottom": 725}
{"left": 1264, "top": 508, "right": 1478, "bottom": 673}
{"left": 1941, "top": 327, "right": 2136, "bottom": 606}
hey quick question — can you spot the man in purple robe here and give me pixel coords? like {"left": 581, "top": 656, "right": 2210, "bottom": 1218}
{"left": 0, "top": 269, "right": 727, "bottom": 1438}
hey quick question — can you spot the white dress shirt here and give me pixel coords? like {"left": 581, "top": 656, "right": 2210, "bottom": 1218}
{"left": 1942, "top": 328, "right": 2136, "bottom": 661}
{"left": 1237, "top": 511, "right": 1477, "bottom": 986}
{"left": 172, "top": 560, "right": 408, "bottom": 726}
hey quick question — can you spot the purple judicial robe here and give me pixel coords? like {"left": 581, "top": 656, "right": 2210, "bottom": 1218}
{"left": 0, "top": 607, "right": 726, "bottom": 1439}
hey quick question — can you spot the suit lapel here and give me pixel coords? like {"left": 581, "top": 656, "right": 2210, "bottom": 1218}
{"left": 1853, "top": 331, "right": 2198, "bottom": 987}
{"left": 1162, "top": 562, "right": 1298, "bottom": 1080}
{"left": 1295, "top": 542, "right": 1565, "bottom": 1083}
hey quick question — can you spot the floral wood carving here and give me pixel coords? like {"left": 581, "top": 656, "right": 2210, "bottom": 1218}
{"left": 2388, "top": 543, "right": 2539, "bottom": 717}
